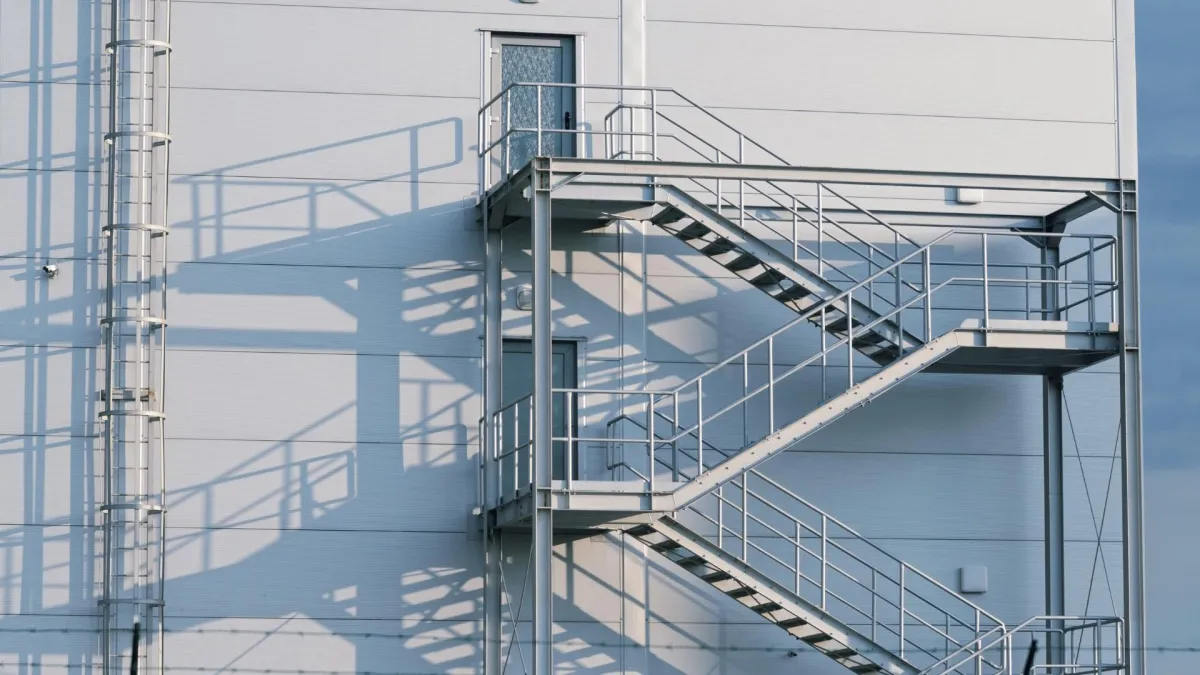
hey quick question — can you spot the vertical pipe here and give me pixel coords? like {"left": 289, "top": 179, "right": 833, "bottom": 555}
{"left": 482, "top": 187, "right": 504, "bottom": 675}
{"left": 715, "top": 148, "right": 722, "bottom": 217}
{"left": 1043, "top": 243, "right": 1066, "bottom": 671}
{"left": 530, "top": 161, "right": 554, "bottom": 675}
{"left": 1118, "top": 188, "right": 1146, "bottom": 675}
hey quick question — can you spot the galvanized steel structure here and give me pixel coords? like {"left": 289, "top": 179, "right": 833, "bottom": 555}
{"left": 99, "top": 0, "right": 172, "bottom": 671}
{"left": 477, "top": 83, "right": 1143, "bottom": 675}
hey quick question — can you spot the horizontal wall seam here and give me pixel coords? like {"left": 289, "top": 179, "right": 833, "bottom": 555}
{"left": 646, "top": 17, "right": 1115, "bottom": 45}
{"left": 173, "top": 0, "right": 619, "bottom": 19}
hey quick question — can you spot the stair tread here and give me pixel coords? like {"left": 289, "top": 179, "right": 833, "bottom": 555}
{"left": 700, "top": 571, "right": 733, "bottom": 583}
{"left": 749, "top": 601, "right": 783, "bottom": 614}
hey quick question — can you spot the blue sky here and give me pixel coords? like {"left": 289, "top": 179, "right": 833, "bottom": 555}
{"left": 1137, "top": 0, "right": 1198, "bottom": 469}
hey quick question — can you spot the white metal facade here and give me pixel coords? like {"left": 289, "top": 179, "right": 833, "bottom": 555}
{"left": 0, "top": 1, "right": 1149, "bottom": 674}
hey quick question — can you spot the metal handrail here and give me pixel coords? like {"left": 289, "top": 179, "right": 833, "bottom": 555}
{"left": 609, "top": 410, "right": 1005, "bottom": 671}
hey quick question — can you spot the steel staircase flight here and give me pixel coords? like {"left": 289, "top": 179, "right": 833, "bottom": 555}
{"left": 651, "top": 184, "right": 923, "bottom": 367}
{"left": 595, "top": 224, "right": 1117, "bottom": 510}
{"left": 479, "top": 82, "right": 1127, "bottom": 675}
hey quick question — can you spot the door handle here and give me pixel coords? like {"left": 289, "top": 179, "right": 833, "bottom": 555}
{"left": 564, "top": 111, "right": 573, "bottom": 129}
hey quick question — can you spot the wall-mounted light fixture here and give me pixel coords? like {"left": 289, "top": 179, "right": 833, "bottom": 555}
{"left": 514, "top": 284, "right": 534, "bottom": 311}
{"left": 42, "top": 262, "right": 60, "bottom": 279}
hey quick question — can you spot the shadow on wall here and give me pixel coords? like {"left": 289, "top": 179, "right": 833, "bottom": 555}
{"left": 0, "top": 20, "right": 739, "bottom": 668}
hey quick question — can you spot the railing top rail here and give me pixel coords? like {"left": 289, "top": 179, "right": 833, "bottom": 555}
{"left": 610, "top": 412, "right": 1005, "bottom": 628}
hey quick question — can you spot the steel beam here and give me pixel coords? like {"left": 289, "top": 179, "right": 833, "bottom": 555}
{"left": 543, "top": 157, "right": 1122, "bottom": 194}
{"left": 1117, "top": 184, "right": 1145, "bottom": 675}
{"left": 530, "top": 158, "right": 555, "bottom": 675}
{"left": 483, "top": 209, "right": 503, "bottom": 674}
{"left": 1041, "top": 245, "right": 1066, "bottom": 668}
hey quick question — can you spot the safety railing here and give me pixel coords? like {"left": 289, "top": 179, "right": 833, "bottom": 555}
{"left": 929, "top": 616, "right": 1125, "bottom": 675}
{"left": 606, "top": 411, "right": 1006, "bottom": 674}
{"left": 479, "top": 82, "right": 924, "bottom": 298}
{"left": 482, "top": 228, "right": 1116, "bottom": 510}
{"left": 599, "top": 229, "right": 1115, "bottom": 485}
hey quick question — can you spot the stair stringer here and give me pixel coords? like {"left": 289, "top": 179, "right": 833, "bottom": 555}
{"left": 657, "top": 328, "right": 968, "bottom": 512}
{"left": 636, "top": 517, "right": 919, "bottom": 675}
{"left": 655, "top": 183, "right": 923, "bottom": 355}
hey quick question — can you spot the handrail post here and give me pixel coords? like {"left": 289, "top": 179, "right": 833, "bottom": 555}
{"left": 742, "top": 352, "right": 749, "bottom": 448}
{"left": 1088, "top": 235, "right": 1097, "bottom": 326}
{"left": 820, "top": 515, "right": 828, "bottom": 610}
{"left": 982, "top": 232, "right": 990, "bottom": 328}
{"left": 696, "top": 379, "right": 704, "bottom": 474}
{"left": 847, "top": 289, "right": 855, "bottom": 388}
{"left": 741, "top": 474, "right": 749, "bottom": 561}
{"left": 795, "top": 520, "right": 802, "bottom": 595}
{"left": 871, "top": 569, "right": 877, "bottom": 643}
{"left": 647, "top": 393, "right": 655, "bottom": 494}
{"left": 768, "top": 338, "right": 776, "bottom": 433}
{"left": 817, "top": 184, "right": 825, "bottom": 277}
{"left": 672, "top": 395, "right": 680, "bottom": 482}
{"left": 650, "top": 90, "right": 658, "bottom": 160}
{"left": 899, "top": 565, "right": 906, "bottom": 659}
{"left": 924, "top": 249, "right": 933, "bottom": 341}
{"left": 535, "top": 85, "right": 543, "bottom": 158}
{"left": 715, "top": 147, "right": 723, "bottom": 217}
{"left": 564, "top": 389, "right": 573, "bottom": 487}
{"left": 792, "top": 195, "right": 799, "bottom": 261}
{"left": 504, "top": 89, "right": 512, "bottom": 177}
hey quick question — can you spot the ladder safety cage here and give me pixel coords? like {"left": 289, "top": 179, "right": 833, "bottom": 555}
{"left": 100, "top": 0, "right": 173, "bottom": 673}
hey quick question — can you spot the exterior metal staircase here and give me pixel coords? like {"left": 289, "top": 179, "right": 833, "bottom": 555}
{"left": 478, "top": 82, "right": 1133, "bottom": 675}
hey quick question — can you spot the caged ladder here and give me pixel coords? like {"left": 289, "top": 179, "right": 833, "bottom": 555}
{"left": 99, "top": 0, "right": 173, "bottom": 672}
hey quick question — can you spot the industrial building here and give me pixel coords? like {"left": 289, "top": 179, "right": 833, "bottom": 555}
{"left": 1, "top": 1, "right": 1144, "bottom": 674}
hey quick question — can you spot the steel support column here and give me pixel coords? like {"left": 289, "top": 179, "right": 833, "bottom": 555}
{"left": 483, "top": 203, "right": 503, "bottom": 674}
{"left": 1117, "top": 184, "right": 1145, "bottom": 675}
{"left": 531, "top": 159, "right": 555, "bottom": 674}
{"left": 1042, "top": 244, "right": 1065, "bottom": 668}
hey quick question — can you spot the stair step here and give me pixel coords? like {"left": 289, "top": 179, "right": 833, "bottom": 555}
{"left": 750, "top": 601, "right": 783, "bottom": 614}
{"left": 700, "top": 571, "right": 733, "bottom": 583}
{"left": 773, "top": 284, "right": 813, "bottom": 303}
{"left": 650, "top": 540, "right": 683, "bottom": 553}
{"left": 749, "top": 269, "right": 787, "bottom": 289}
{"left": 776, "top": 617, "right": 807, "bottom": 629}
{"left": 725, "top": 253, "right": 760, "bottom": 272}
{"left": 826, "top": 648, "right": 858, "bottom": 660}
{"left": 654, "top": 207, "right": 688, "bottom": 226}
{"left": 626, "top": 525, "right": 654, "bottom": 537}
{"left": 676, "top": 555, "right": 706, "bottom": 567}
{"left": 850, "top": 666, "right": 885, "bottom": 674}
{"left": 800, "top": 633, "right": 835, "bottom": 646}
{"left": 677, "top": 222, "right": 710, "bottom": 241}
{"left": 726, "top": 587, "right": 757, "bottom": 599}
{"left": 699, "top": 238, "right": 737, "bottom": 257}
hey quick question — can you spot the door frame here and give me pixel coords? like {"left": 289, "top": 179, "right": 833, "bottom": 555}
{"left": 501, "top": 338, "right": 581, "bottom": 480}
{"left": 486, "top": 32, "right": 582, "bottom": 164}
